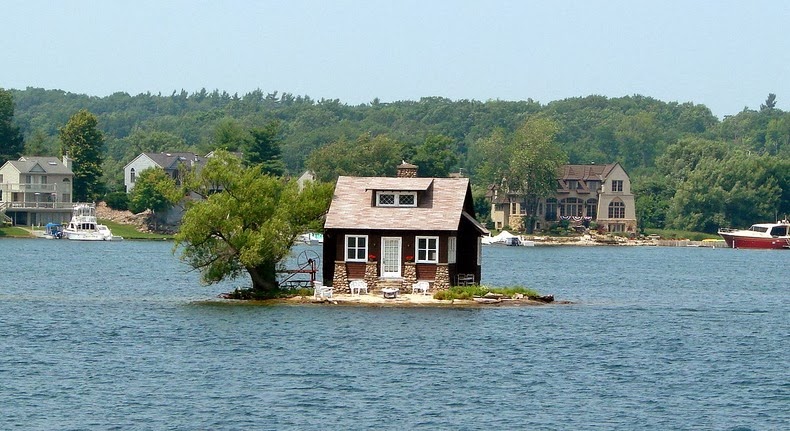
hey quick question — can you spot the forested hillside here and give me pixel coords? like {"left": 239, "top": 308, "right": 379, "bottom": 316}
{"left": 5, "top": 87, "right": 790, "bottom": 233}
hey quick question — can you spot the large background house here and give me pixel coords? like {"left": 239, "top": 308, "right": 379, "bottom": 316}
{"left": 323, "top": 163, "right": 488, "bottom": 294}
{"left": 123, "top": 152, "right": 206, "bottom": 193}
{"left": 0, "top": 155, "right": 74, "bottom": 225}
{"left": 489, "top": 163, "right": 637, "bottom": 234}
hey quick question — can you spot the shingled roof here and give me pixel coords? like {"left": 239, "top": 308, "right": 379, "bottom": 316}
{"left": 8, "top": 157, "right": 73, "bottom": 175}
{"left": 143, "top": 152, "right": 205, "bottom": 169}
{"left": 325, "top": 176, "right": 485, "bottom": 232}
{"left": 558, "top": 163, "right": 617, "bottom": 180}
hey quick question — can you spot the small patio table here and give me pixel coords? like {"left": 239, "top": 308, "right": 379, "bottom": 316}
{"left": 381, "top": 288, "right": 399, "bottom": 299}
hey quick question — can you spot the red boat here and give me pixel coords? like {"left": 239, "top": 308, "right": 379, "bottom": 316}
{"left": 718, "top": 219, "right": 790, "bottom": 249}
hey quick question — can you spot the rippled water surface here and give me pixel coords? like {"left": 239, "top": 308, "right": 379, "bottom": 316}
{"left": 1, "top": 239, "right": 787, "bottom": 430}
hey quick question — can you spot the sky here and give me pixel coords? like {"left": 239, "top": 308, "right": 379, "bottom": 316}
{"left": 2, "top": 0, "right": 789, "bottom": 118}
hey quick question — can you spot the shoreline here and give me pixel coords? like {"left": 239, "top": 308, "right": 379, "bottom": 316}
{"left": 197, "top": 292, "right": 570, "bottom": 308}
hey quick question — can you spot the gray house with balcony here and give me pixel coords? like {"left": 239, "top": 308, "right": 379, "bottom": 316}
{"left": 0, "top": 155, "right": 74, "bottom": 225}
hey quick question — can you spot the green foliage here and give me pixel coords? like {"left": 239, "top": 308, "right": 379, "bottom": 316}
{"left": 409, "top": 134, "right": 458, "bottom": 177}
{"left": 59, "top": 109, "right": 105, "bottom": 201}
{"left": 306, "top": 133, "right": 403, "bottom": 181}
{"left": 7, "top": 88, "right": 790, "bottom": 232}
{"left": 433, "top": 285, "right": 539, "bottom": 301}
{"left": 175, "top": 151, "right": 334, "bottom": 294}
{"left": 104, "top": 191, "right": 129, "bottom": 211}
{"left": 643, "top": 228, "right": 720, "bottom": 241}
{"left": 245, "top": 120, "right": 286, "bottom": 175}
{"left": 475, "top": 117, "right": 567, "bottom": 232}
{"left": 97, "top": 219, "right": 173, "bottom": 240}
{"left": 128, "top": 168, "right": 181, "bottom": 215}
{"left": 0, "top": 88, "right": 24, "bottom": 166}
{"left": 0, "top": 226, "right": 33, "bottom": 237}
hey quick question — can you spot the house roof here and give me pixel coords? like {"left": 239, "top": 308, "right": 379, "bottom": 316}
{"left": 325, "top": 176, "right": 480, "bottom": 232}
{"left": 7, "top": 157, "right": 73, "bottom": 175}
{"left": 559, "top": 163, "right": 618, "bottom": 181}
{"left": 142, "top": 152, "right": 205, "bottom": 170}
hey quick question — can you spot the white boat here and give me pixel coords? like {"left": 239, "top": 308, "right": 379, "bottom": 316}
{"left": 482, "top": 230, "right": 535, "bottom": 246}
{"left": 63, "top": 204, "right": 123, "bottom": 241}
{"left": 298, "top": 232, "right": 324, "bottom": 245}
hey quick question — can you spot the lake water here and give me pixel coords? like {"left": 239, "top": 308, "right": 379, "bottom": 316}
{"left": 0, "top": 239, "right": 787, "bottom": 430}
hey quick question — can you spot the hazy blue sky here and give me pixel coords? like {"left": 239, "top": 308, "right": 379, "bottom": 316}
{"left": 3, "top": 0, "right": 788, "bottom": 117}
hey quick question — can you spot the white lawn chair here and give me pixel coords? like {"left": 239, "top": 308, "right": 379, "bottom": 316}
{"left": 313, "top": 280, "right": 333, "bottom": 299}
{"left": 349, "top": 280, "right": 369, "bottom": 296}
{"left": 411, "top": 281, "right": 430, "bottom": 295}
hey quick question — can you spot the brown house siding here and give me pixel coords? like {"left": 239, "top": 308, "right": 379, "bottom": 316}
{"left": 323, "top": 228, "right": 481, "bottom": 287}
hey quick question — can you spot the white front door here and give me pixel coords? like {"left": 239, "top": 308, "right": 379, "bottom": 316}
{"left": 381, "top": 237, "right": 402, "bottom": 278}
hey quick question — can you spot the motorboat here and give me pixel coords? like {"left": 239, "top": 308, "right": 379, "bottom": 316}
{"left": 482, "top": 230, "right": 535, "bottom": 246}
{"left": 63, "top": 204, "right": 123, "bottom": 241}
{"left": 44, "top": 222, "right": 63, "bottom": 239}
{"left": 718, "top": 219, "right": 790, "bottom": 249}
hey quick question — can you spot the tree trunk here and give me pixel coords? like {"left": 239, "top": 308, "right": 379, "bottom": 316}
{"left": 247, "top": 261, "right": 278, "bottom": 295}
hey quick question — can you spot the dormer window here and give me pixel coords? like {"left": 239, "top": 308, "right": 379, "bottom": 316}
{"left": 376, "top": 191, "right": 417, "bottom": 207}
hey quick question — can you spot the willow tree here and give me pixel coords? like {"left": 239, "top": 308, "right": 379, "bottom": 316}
{"left": 175, "top": 151, "right": 334, "bottom": 296}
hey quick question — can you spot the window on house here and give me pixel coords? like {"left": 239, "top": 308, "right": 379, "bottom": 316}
{"left": 448, "top": 237, "right": 457, "bottom": 264}
{"left": 611, "top": 180, "right": 623, "bottom": 192}
{"left": 609, "top": 223, "right": 625, "bottom": 232}
{"left": 41, "top": 176, "right": 47, "bottom": 184}
{"left": 586, "top": 199, "right": 598, "bottom": 218}
{"left": 130, "top": 168, "right": 136, "bottom": 183}
{"left": 560, "top": 198, "right": 583, "bottom": 217}
{"left": 545, "top": 198, "right": 557, "bottom": 220}
{"left": 608, "top": 200, "right": 625, "bottom": 218}
{"left": 568, "top": 180, "right": 577, "bottom": 190}
{"left": 416, "top": 236, "right": 439, "bottom": 263}
{"left": 398, "top": 193, "right": 415, "bottom": 206}
{"left": 376, "top": 191, "right": 417, "bottom": 207}
{"left": 345, "top": 235, "right": 368, "bottom": 261}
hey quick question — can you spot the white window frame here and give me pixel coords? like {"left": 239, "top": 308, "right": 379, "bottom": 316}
{"left": 448, "top": 236, "right": 457, "bottom": 264}
{"left": 416, "top": 236, "right": 439, "bottom": 263}
{"left": 345, "top": 234, "right": 368, "bottom": 262}
{"left": 376, "top": 191, "right": 417, "bottom": 207}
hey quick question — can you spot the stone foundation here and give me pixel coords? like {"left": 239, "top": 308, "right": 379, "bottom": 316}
{"left": 364, "top": 261, "right": 379, "bottom": 290}
{"left": 333, "top": 261, "right": 349, "bottom": 294}
{"left": 434, "top": 264, "right": 450, "bottom": 291}
{"left": 401, "top": 262, "right": 417, "bottom": 292}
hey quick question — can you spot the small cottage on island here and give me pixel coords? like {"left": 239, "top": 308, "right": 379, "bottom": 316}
{"left": 322, "top": 162, "right": 489, "bottom": 295}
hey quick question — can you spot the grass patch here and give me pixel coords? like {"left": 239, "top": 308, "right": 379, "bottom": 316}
{"left": 434, "top": 285, "right": 539, "bottom": 301}
{"left": 644, "top": 228, "right": 720, "bottom": 241}
{"left": 0, "top": 226, "right": 34, "bottom": 237}
{"left": 98, "top": 219, "right": 173, "bottom": 240}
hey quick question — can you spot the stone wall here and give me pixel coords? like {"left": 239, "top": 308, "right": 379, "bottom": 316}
{"left": 364, "top": 262, "right": 379, "bottom": 290}
{"left": 401, "top": 262, "right": 417, "bottom": 292}
{"left": 333, "top": 261, "right": 349, "bottom": 294}
{"left": 434, "top": 263, "right": 450, "bottom": 290}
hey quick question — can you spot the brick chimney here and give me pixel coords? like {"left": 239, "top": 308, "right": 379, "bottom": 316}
{"left": 396, "top": 161, "right": 418, "bottom": 178}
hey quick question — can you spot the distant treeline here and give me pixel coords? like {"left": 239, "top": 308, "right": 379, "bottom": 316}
{"left": 7, "top": 87, "right": 790, "bottom": 233}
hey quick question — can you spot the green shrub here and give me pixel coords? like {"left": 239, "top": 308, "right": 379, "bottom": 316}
{"left": 433, "top": 285, "right": 539, "bottom": 301}
{"left": 104, "top": 192, "right": 129, "bottom": 211}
